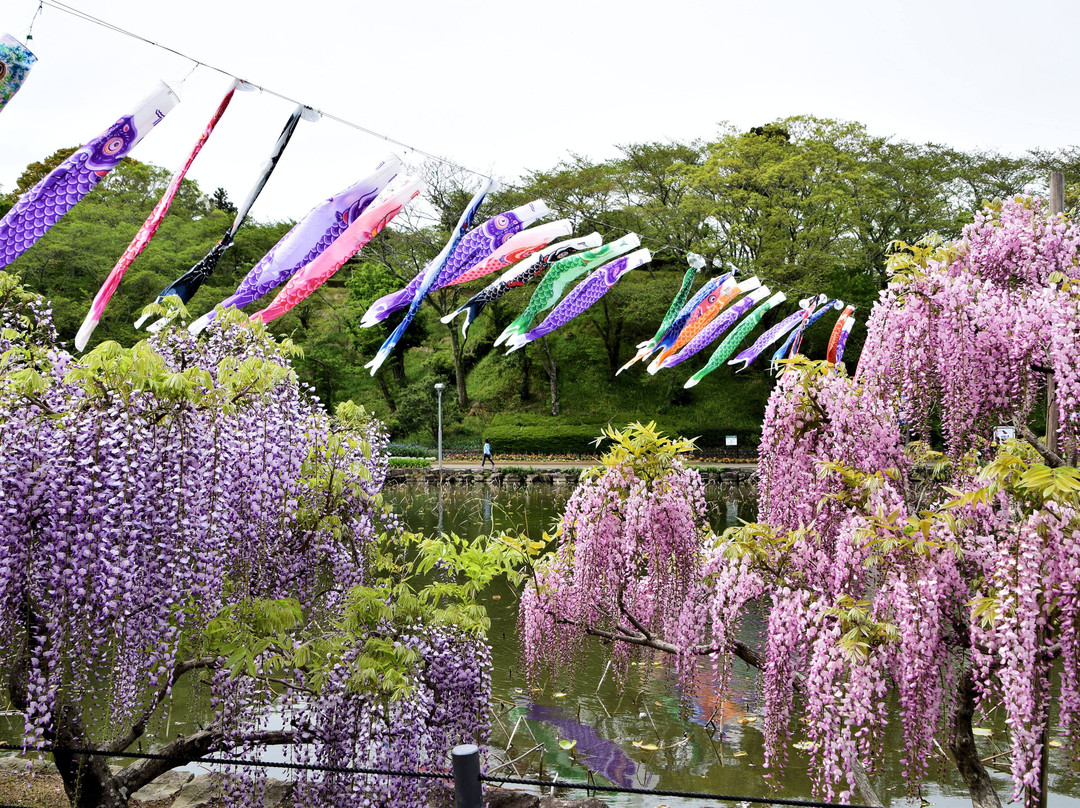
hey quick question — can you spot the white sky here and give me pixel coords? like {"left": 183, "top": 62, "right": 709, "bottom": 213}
{"left": 1, "top": 0, "right": 1078, "bottom": 223}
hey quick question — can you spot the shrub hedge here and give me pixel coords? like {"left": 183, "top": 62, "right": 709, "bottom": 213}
{"left": 388, "top": 457, "right": 433, "bottom": 468}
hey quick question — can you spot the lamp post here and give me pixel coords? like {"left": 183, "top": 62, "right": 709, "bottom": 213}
{"left": 434, "top": 383, "right": 444, "bottom": 473}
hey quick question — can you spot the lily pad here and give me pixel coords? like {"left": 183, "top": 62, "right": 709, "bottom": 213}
{"left": 558, "top": 739, "right": 577, "bottom": 751}
{"left": 553, "top": 692, "right": 568, "bottom": 699}
{"left": 793, "top": 740, "right": 814, "bottom": 751}
{"left": 972, "top": 727, "right": 994, "bottom": 737}
{"left": 737, "top": 716, "right": 757, "bottom": 725}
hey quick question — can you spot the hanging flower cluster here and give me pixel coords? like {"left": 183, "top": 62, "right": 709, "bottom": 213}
{"left": 857, "top": 196, "right": 1080, "bottom": 454}
{"left": 520, "top": 196, "right": 1080, "bottom": 805}
{"left": 0, "top": 274, "right": 491, "bottom": 808}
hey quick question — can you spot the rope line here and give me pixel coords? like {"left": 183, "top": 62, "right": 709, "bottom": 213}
{"left": 33, "top": 0, "right": 493, "bottom": 181}
{"left": 30, "top": 0, "right": 830, "bottom": 306}
{"left": 0, "top": 742, "right": 451, "bottom": 779}
{"left": 0, "top": 743, "right": 874, "bottom": 808}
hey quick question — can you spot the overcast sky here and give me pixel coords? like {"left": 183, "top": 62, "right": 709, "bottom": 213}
{"left": 2, "top": 0, "right": 1078, "bottom": 224}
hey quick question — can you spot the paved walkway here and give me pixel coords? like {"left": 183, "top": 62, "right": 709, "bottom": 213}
{"left": 430, "top": 459, "right": 757, "bottom": 471}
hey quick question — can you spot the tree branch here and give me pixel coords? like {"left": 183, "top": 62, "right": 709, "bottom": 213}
{"left": 113, "top": 728, "right": 294, "bottom": 794}
{"left": 107, "top": 656, "right": 219, "bottom": 754}
{"left": 1016, "top": 422, "right": 1067, "bottom": 468}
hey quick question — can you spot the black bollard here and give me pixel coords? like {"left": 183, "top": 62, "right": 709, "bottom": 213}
{"left": 452, "top": 743, "right": 482, "bottom": 808}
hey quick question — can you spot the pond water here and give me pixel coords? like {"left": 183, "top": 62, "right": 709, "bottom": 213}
{"left": 385, "top": 482, "right": 1080, "bottom": 808}
{"left": 3, "top": 482, "right": 1078, "bottom": 807}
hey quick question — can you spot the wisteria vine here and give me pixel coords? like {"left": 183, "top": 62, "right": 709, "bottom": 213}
{"left": 520, "top": 197, "right": 1080, "bottom": 808}
{"left": 0, "top": 274, "right": 492, "bottom": 808}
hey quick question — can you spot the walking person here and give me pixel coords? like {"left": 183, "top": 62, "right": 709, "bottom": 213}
{"left": 481, "top": 439, "right": 495, "bottom": 468}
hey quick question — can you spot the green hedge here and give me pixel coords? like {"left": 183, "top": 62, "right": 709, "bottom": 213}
{"left": 387, "top": 441, "right": 435, "bottom": 458}
{"left": 388, "top": 457, "right": 432, "bottom": 468}
{"left": 482, "top": 424, "right": 604, "bottom": 456}
{"left": 480, "top": 422, "right": 760, "bottom": 458}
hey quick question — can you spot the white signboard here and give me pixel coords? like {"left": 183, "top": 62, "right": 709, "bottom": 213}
{"left": 726, "top": 435, "right": 738, "bottom": 447}
{"left": 993, "top": 425, "right": 1016, "bottom": 442}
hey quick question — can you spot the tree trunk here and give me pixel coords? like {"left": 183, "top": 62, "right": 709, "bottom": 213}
{"left": 950, "top": 669, "right": 1003, "bottom": 808}
{"left": 539, "top": 337, "right": 559, "bottom": 416}
{"left": 448, "top": 326, "right": 468, "bottom": 409}
{"left": 519, "top": 348, "right": 532, "bottom": 402}
{"left": 376, "top": 373, "right": 397, "bottom": 412}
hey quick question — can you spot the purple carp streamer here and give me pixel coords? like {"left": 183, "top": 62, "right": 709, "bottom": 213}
{"left": 0, "top": 83, "right": 178, "bottom": 270}
{"left": 635, "top": 271, "right": 735, "bottom": 371}
{"left": 684, "top": 291, "right": 787, "bottom": 388}
{"left": 188, "top": 155, "right": 401, "bottom": 335}
{"left": 658, "top": 285, "right": 770, "bottom": 371}
{"left": 136, "top": 103, "right": 314, "bottom": 329}
{"left": 494, "top": 234, "right": 641, "bottom": 349}
{"left": 507, "top": 248, "right": 652, "bottom": 351}
{"left": 364, "top": 178, "right": 495, "bottom": 375}
{"left": 0, "top": 33, "right": 36, "bottom": 112}
{"left": 77, "top": 82, "right": 239, "bottom": 351}
{"left": 360, "top": 199, "right": 549, "bottom": 327}
{"left": 772, "top": 297, "right": 839, "bottom": 364}
{"left": 441, "top": 233, "right": 602, "bottom": 338}
{"left": 617, "top": 253, "right": 705, "bottom": 374}
{"left": 728, "top": 305, "right": 811, "bottom": 372}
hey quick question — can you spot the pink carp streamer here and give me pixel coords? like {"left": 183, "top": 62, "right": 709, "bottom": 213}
{"left": 76, "top": 82, "right": 238, "bottom": 351}
{"left": 0, "top": 83, "right": 178, "bottom": 271}
{"left": 444, "top": 219, "right": 572, "bottom": 286}
{"left": 826, "top": 305, "right": 856, "bottom": 363}
{"left": 188, "top": 155, "right": 401, "bottom": 335}
{"left": 251, "top": 179, "right": 422, "bottom": 325}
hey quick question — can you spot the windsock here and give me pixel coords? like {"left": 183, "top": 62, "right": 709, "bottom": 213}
{"left": 1, "top": 83, "right": 177, "bottom": 271}
{"left": 188, "top": 155, "right": 401, "bottom": 334}
{"left": 834, "top": 315, "right": 856, "bottom": 365}
{"left": 137, "top": 102, "right": 318, "bottom": 329}
{"left": 772, "top": 297, "right": 839, "bottom": 364}
{"left": 648, "top": 275, "right": 762, "bottom": 372}
{"left": 444, "top": 219, "right": 572, "bottom": 286}
{"left": 494, "top": 233, "right": 640, "bottom": 348}
{"left": 77, "top": 83, "right": 238, "bottom": 351}
{"left": 826, "top": 305, "right": 856, "bottom": 363}
{"left": 361, "top": 199, "right": 549, "bottom": 327}
{"left": 617, "top": 253, "right": 705, "bottom": 375}
{"left": 507, "top": 248, "right": 652, "bottom": 351}
{"left": 249, "top": 178, "right": 422, "bottom": 325}
{"left": 0, "top": 34, "right": 36, "bottom": 112}
{"left": 684, "top": 292, "right": 787, "bottom": 387}
{"left": 364, "top": 178, "right": 495, "bottom": 375}
{"left": 658, "top": 286, "right": 771, "bottom": 371}
{"left": 441, "top": 233, "right": 602, "bottom": 338}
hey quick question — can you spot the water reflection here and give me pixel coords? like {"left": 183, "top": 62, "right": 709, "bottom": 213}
{"left": 386, "top": 482, "right": 1080, "bottom": 808}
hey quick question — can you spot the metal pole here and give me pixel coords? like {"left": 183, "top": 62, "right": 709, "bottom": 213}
{"left": 452, "top": 744, "right": 482, "bottom": 808}
{"left": 435, "top": 383, "right": 444, "bottom": 473}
